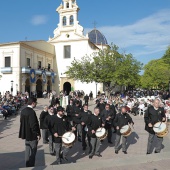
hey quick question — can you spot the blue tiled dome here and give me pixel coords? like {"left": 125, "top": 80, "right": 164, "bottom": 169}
{"left": 88, "top": 29, "right": 108, "bottom": 45}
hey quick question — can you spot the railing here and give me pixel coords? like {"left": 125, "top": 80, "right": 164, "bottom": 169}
{"left": 21, "top": 67, "right": 56, "bottom": 76}
{"left": 0, "top": 67, "right": 12, "bottom": 74}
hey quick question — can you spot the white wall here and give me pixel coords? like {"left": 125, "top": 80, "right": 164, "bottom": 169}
{"left": 0, "top": 44, "right": 20, "bottom": 95}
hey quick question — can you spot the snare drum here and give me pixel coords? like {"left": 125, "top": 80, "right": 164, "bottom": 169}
{"left": 120, "top": 125, "right": 132, "bottom": 137}
{"left": 62, "top": 131, "right": 76, "bottom": 148}
{"left": 95, "top": 127, "right": 108, "bottom": 140}
{"left": 153, "top": 122, "right": 168, "bottom": 137}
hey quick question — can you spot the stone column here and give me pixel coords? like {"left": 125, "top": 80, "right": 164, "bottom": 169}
{"left": 21, "top": 83, "right": 25, "bottom": 94}
{"left": 31, "top": 83, "right": 36, "bottom": 93}
{"left": 43, "top": 83, "right": 47, "bottom": 91}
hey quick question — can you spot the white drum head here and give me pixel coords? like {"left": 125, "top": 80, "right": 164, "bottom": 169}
{"left": 153, "top": 122, "right": 166, "bottom": 133}
{"left": 120, "top": 125, "right": 129, "bottom": 134}
{"left": 62, "top": 132, "right": 75, "bottom": 144}
{"left": 96, "top": 128, "right": 106, "bottom": 137}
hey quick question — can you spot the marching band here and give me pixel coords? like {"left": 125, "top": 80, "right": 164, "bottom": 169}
{"left": 19, "top": 95, "right": 169, "bottom": 167}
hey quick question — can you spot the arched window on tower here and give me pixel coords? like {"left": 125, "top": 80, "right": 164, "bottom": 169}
{"left": 63, "top": 16, "right": 66, "bottom": 26}
{"left": 66, "top": 2, "right": 69, "bottom": 8}
{"left": 70, "top": 15, "right": 74, "bottom": 25}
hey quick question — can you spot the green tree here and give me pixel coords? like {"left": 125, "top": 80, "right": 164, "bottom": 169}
{"left": 141, "top": 59, "right": 170, "bottom": 89}
{"left": 65, "top": 44, "right": 142, "bottom": 89}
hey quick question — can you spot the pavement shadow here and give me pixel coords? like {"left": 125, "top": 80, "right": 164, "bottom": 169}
{"left": 0, "top": 117, "right": 16, "bottom": 134}
{"left": 126, "top": 131, "right": 139, "bottom": 149}
{"left": 115, "top": 132, "right": 139, "bottom": 151}
{"left": 0, "top": 146, "right": 45, "bottom": 170}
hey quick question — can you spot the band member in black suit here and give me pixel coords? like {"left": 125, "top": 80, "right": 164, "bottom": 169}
{"left": 72, "top": 100, "right": 83, "bottom": 141}
{"left": 144, "top": 99, "right": 166, "bottom": 154}
{"left": 66, "top": 99, "right": 74, "bottom": 123}
{"left": 96, "top": 99, "right": 105, "bottom": 113}
{"left": 101, "top": 104, "right": 115, "bottom": 144}
{"left": 88, "top": 107, "right": 104, "bottom": 159}
{"left": 44, "top": 106, "right": 55, "bottom": 155}
{"left": 84, "top": 94, "right": 89, "bottom": 105}
{"left": 114, "top": 106, "right": 134, "bottom": 154}
{"left": 39, "top": 106, "right": 49, "bottom": 144}
{"left": 79, "top": 104, "right": 92, "bottom": 150}
{"left": 51, "top": 106, "right": 76, "bottom": 164}
{"left": 19, "top": 97, "right": 41, "bottom": 167}
{"left": 107, "top": 100, "right": 117, "bottom": 133}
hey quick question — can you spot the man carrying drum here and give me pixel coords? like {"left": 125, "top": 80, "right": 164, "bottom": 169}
{"left": 87, "top": 107, "right": 105, "bottom": 159}
{"left": 144, "top": 99, "right": 166, "bottom": 154}
{"left": 114, "top": 106, "right": 134, "bottom": 154}
{"left": 51, "top": 106, "right": 76, "bottom": 165}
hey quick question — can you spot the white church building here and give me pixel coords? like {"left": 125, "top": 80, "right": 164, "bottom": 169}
{"left": 0, "top": 0, "right": 109, "bottom": 97}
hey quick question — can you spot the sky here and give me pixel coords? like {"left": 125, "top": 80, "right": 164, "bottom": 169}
{"left": 0, "top": 0, "right": 170, "bottom": 65}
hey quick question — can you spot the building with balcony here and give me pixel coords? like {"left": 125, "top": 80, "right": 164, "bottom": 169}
{"left": 0, "top": 0, "right": 109, "bottom": 97}
{"left": 0, "top": 41, "right": 58, "bottom": 97}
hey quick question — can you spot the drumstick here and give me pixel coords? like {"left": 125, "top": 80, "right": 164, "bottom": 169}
{"left": 69, "top": 124, "right": 77, "bottom": 137}
{"left": 58, "top": 136, "right": 69, "bottom": 141}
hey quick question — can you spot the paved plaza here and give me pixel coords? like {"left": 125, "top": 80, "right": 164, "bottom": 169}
{"left": 0, "top": 98, "right": 170, "bottom": 170}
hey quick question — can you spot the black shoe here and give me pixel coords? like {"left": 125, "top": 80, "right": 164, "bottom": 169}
{"left": 146, "top": 152, "right": 151, "bottom": 155}
{"left": 115, "top": 150, "right": 118, "bottom": 154}
{"left": 83, "top": 147, "right": 86, "bottom": 150}
{"left": 95, "top": 154, "right": 102, "bottom": 157}
{"left": 154, "top": 150, "right": 159, "bottom": 153}
{"left": 50, "top": 153, "right": 55, "bottom": 156}
{"left": 108, "top": 141, "right": 113, "bottom": 144}
{"left": 123, "top": 151, "right": 127, "bottom": 154}
{"left": 78, "top": 139, "right": 82, "bottom": 142}
{"left": 89, "top": 155, "right": 93, "bottom": 159}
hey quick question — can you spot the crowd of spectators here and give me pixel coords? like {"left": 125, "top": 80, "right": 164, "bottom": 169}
{"left": 0, "top": 91, "right": 28, "bottom": 120}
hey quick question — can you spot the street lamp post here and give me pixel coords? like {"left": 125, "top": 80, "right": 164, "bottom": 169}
{"left": 11, "top": 80, "right": 14, "bottom": 95}
{"left": 96, "top": 82, "right": 98, "bottom": 97}
{"left": 16, "top": 84, "right": 18, "bottom": 95}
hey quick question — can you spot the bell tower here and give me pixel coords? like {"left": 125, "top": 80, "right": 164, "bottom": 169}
{"left": 50, "top": 0, "right": 84, "bottom": 40}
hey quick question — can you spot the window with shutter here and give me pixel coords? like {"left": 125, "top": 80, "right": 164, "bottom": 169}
{"left": 5, "top": 57, "right": 11, "bottom": 67}
{"left": 64, "top": 46, "right": 71, "bottom": 58}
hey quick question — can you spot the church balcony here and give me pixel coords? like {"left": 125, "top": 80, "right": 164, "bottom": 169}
{"left": 21, "top": 67, "right": 56, "bottom": 77}
{"left": 21, "top": 67, "right": 31, "bottom": 74}
{"left": 0, "top": 67, "right": 13, "bottom": 74}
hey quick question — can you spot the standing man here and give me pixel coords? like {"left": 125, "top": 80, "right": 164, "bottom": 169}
{"left": 114, "top": 106, "right": 134, "bottom": 154}
{"left": 72, "top": 100, "right": 83, "bottom": 142}
{"left": 144, "top": 99, "right": 166, "bottom": 154}
{"left": 97, "top": 99, "right": 105, "bottom": 113}
{"left": 66, "top": 99, "right": 74, "bottom": 124}
{"left": 84, "top": 94, "right": 89, "bottom": 105}
{"left": 44, "top": 106, "right": 55, "bottom": 156}
{"left": 19, "top": 97, "right": 41, "bottom": 167}
{"left": 79, "top": 104, "right": 92, "bottom": 151}
{"left": 51, "top": 106, "right": 76, "bottom": 164}
{"left": 88, "top": 107, "right": 104, "bottom": 159}
{"left": 101, "top": 104, "right": 115, "bottom": 144}
{"left": 39, "top": 106, "right": 49, "bottom": 144}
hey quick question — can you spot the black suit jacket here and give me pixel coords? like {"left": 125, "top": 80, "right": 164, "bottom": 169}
{"left": 19, "top": 107, "right": 41, "bottom": 141}
{"left": 144, "top": 106, "right": 165, "bottom": 134}
{"left": 39, "top": 110, "right": 48, "bottom": 129}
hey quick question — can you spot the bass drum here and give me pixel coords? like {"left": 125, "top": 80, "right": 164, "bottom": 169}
{"left": 62, "top": 131, "right": 76, "bottom": 148}
{"left": 95, "top": 127, "right": 108, "bottom": 140}
{"left": 120, "top": 125, "right": 132, "bottom": 137}
{"left": 153, "top": 122, "right": 168, "bottom": 137}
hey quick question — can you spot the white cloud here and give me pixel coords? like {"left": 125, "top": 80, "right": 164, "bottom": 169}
{"left": 85, "top": 9, "right": 170, "bottom": 58}
{"left": 31, "top": 15, "right": 48, "bottom": 26}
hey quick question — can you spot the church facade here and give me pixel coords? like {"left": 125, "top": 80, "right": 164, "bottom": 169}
{"left": 0, "top": 0, "right": 109, "bottom": 97}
